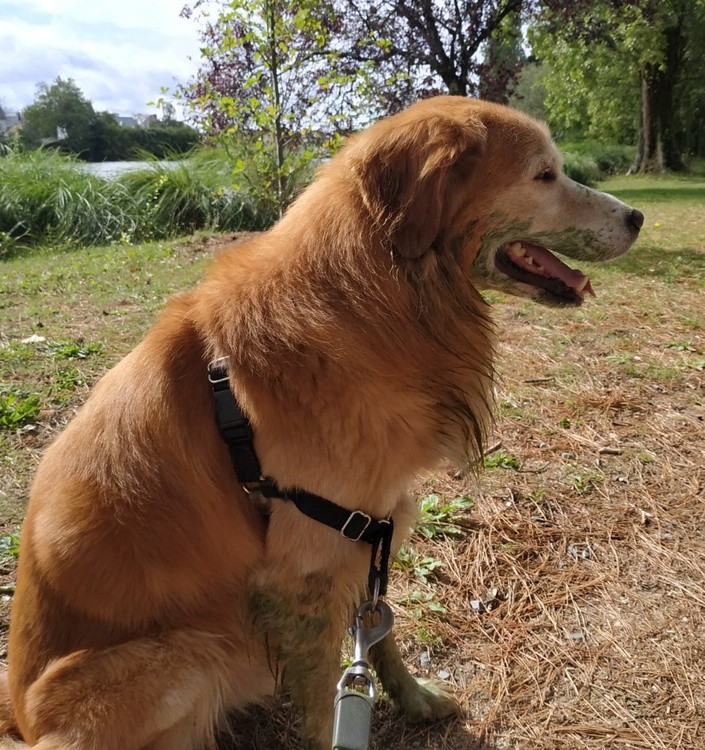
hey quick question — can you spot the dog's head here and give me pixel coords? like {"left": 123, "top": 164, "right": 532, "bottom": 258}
{"left": 347, "top": 96, "right": 643, "bottom": 307}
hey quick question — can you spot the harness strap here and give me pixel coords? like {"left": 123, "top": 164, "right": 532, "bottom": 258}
{"left": 208, "top": 359, "right": 394, "bottom": 596}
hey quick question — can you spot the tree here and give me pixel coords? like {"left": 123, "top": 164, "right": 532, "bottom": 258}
{"left": 179, "top": 0, "right": 374, "bottom": 218}
{"left": 509, "top": 62, "right": 548, "bottom": 122}
{"left": 179, "top": 1, "right": 594, "bottom": 219}
{"left": 21, "top": 78, "right": 97, "bottom": 155}
{"left": 532, "top": 0, "right": 705, "bottom": 171}
{"left": 478, "top": 8, "right": 526, "bottom": 102}
{"left": 336, "top": 0, "right": 528, "bottom": 109}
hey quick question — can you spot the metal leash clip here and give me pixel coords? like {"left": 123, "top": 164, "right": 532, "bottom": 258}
{"left": 332, "top": 600, "right": 394, "bottom": 750}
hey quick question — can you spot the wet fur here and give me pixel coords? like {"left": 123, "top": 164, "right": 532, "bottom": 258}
{"left": 0, "top": 97, "right": 640, "bottom": 749}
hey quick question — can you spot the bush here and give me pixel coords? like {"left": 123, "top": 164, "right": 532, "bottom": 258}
{"left": 561, "top": 152, "right": 602, "bottom": 186}
{"left": 560, "top": 141, "right": 635, "bottom": 182}
{"left": 0, "top": 146, "right": 266, "bottom": 253}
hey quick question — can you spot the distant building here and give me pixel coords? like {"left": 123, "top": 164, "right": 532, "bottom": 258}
{"left": 109, "top": 114, "right": 157, "bottom": 128}
{"left": 135, "top": 114, "right": 158, "bottom": 128}
{"left": 112, "top": 114, "right": 138, "bottom": 128}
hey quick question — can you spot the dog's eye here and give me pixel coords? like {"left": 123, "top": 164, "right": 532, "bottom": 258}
{"left": 535, "top": 169, "right": 557, "bottom": 182}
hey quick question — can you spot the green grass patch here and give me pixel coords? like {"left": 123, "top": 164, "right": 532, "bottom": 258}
{"left": 0, "top": 390, "right": 40, "bottom": 430}
{"left": 394, "top": 548, "right": 445, "bottom": 581}
{"left": 559, "top": 142, "right": 635, "bottom": 185}
{"left": 49, "top": 340, "right": 103, "bottom": 360}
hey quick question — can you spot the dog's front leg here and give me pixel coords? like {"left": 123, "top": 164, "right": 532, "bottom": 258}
{"left": 369, "top": 629, "right": 460, "bottom": 722}
{"left": 248, "top": 572, "right": 351, "bottom": 750}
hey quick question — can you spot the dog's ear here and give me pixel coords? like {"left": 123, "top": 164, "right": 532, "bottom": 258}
{"left": 350, "top": 112, "right": 486, "bottom": 259}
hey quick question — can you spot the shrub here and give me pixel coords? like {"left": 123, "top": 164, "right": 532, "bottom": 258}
{"left": 117, "top": 150, "right": 267, "bottom": 239}
{"left": 561, "top": 152, "right": 602, "bottom": 186}
{"left": 560, "top": 141, "right": 635, "bottom": 181}
{"left": 0, "top": 146, "right": 265, "bottom": 253}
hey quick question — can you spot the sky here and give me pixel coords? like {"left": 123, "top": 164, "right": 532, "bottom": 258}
{"left": 0, "top": 0, "right": 203, "bottom": 118}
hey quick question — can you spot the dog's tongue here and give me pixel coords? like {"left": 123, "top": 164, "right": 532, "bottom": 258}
{"left": 512, "top": 242, "right": 595, "bottom": 297}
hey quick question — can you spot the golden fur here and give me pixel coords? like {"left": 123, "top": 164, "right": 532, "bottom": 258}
{"left": 0, "top": 97, "right": 641, "bottom": 749}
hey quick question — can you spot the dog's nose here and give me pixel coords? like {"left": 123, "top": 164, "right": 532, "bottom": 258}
{"left": 627, "top": 208, "right": 644, "bottom": 231}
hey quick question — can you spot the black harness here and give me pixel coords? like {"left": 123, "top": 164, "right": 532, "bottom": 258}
{"left": 208, "top": 358, "right": 394, "bottom": 597}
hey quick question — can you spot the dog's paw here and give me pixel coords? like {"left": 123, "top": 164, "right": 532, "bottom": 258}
{"left": 393, "top": 677, "right": 461, "bottom": 722}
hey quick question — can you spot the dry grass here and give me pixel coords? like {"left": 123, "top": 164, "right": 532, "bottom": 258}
{"left": 357, "top": 252, "right": 704, "bottom": 749}
{"left": 0, "top": 174, "right": 703, "bottom": 748}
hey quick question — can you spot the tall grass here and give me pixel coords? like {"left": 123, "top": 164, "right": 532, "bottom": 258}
{"left": 0, "top": 148, "right": 266, "bottom": 256}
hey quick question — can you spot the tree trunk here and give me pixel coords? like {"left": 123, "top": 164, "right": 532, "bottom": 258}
{"left": 266, "top": 0, "right": 286, "bottom": 218}
{"left": 630, "top": 20, "right": 684, "bottom": 173}
{"left": 631, "top": 70, "right": 662, "bottom": 173}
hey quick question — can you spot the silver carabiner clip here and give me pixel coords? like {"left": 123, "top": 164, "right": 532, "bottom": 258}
{"left": 352, "top": 599, "right": 394, "bottom": 667}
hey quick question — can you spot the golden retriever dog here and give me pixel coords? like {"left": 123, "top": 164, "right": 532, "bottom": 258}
{"left": 0, "top": 96, "right": 643, "bottom": 749}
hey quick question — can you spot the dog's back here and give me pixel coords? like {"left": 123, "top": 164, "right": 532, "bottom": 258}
{"left": 4, "top": 294, "right": 270, "bottom": 744}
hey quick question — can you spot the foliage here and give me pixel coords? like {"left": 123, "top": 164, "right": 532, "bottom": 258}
{"left": 19, "top": 77, "right": 200, "bottom": 162}
{"left": 0, "top": 390, "right": 40, "bottom": 430}
{"left": 478, "top": 7, "right": 526, "bottom": 102}
{"left": 529, "top": 25, "right": 639, "bottom": 143}
{"left": 484, "top": 450, "right": 521, "bottom": 469}
{"left": 394, "top": 548, "right": 445, "bottom": 581}
{"left": 0, "top": 147, "right": 263, "bottom": 252}
{"left": 334, "top": 1, "right": 532, "bottom": 106}
{"left": 0, "top": 533, "right": 20, "bottom": 559}
{"left": 179, "top": 1, "right": 599, "bottom": 216}
{"left": 509, "top": 62, "right": 548, "bottom": 122}
{"left": 179, "top": 0, "right": 369, "bottom": 217}
{"left": 20, "top": 78, "right": 97, "bottom": 154}
{"left": 562, "top": 141, "right": 635, "bottom": 175}
{"left": 562, "top": 153, "right": 601, "bottom": 186}
{"left": 87, "top": 114, "right": 200, "bottom": 161}
{"left": 49, "top": 340, "right": 103, "bottom": 360}
{"left": 417, "top": 494, "right": 475, "bottom": 539}
{"left": 530, "top": 0, "right": 705, "bottom": 169}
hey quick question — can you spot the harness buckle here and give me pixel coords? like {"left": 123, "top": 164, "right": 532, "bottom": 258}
{"left": 341, "top": 510, "right": 372, "bottom": 541}
{"left": 207, "top": 357, "right": 230, "bottom": 384}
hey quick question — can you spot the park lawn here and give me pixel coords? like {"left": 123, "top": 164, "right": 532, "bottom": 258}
{"left": 0, "top": 172, "right": 703, "bottom": 749}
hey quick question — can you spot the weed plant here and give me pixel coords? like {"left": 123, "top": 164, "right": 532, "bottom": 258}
{"left": 0, "top": 390, "right": 40, "bottom": 430}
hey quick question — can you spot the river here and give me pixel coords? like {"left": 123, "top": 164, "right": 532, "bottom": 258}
{"left": 80, "top": 161, "right": 178, "bottom": 179}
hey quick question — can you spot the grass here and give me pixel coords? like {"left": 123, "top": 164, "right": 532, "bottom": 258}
{"left": 0, "top": 148, "right": 267, "bottom": 255}
{"left": 0, "top": 170, "right": 704, "bottom": 748}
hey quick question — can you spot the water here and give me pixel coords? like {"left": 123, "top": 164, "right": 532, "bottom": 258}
{"left": 80, "top": 161, "right": 177, "bottom": 178}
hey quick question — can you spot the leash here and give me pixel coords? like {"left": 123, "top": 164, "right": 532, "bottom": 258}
{"left": 208, "top": 358, "right": 394, "bottom": 749}
{"left": 332, "top": 600, "right": 394, "bottom": 750}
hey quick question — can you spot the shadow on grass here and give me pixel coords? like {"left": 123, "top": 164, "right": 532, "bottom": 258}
{"left": 606, "top": 185, "right": 705, "bottom": 204}
{"left": 592, "top": 243, "right": 705, "bottom": 283}
{"left": 219, "top": 702, "right": 493, "bottom": 749}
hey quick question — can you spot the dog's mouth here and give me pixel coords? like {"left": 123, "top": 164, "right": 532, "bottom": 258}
{"left": 495, "top": 241, "right": 595, "bottom": 306}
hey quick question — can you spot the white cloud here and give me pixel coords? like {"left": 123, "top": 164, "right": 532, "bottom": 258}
{"left": 0, "top": 0, "right": 202, "bottom": 116}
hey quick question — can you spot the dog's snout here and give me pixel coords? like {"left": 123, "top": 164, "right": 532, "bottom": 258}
{"left": 627, "top": 208, "right": 644, "bottom": 231}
